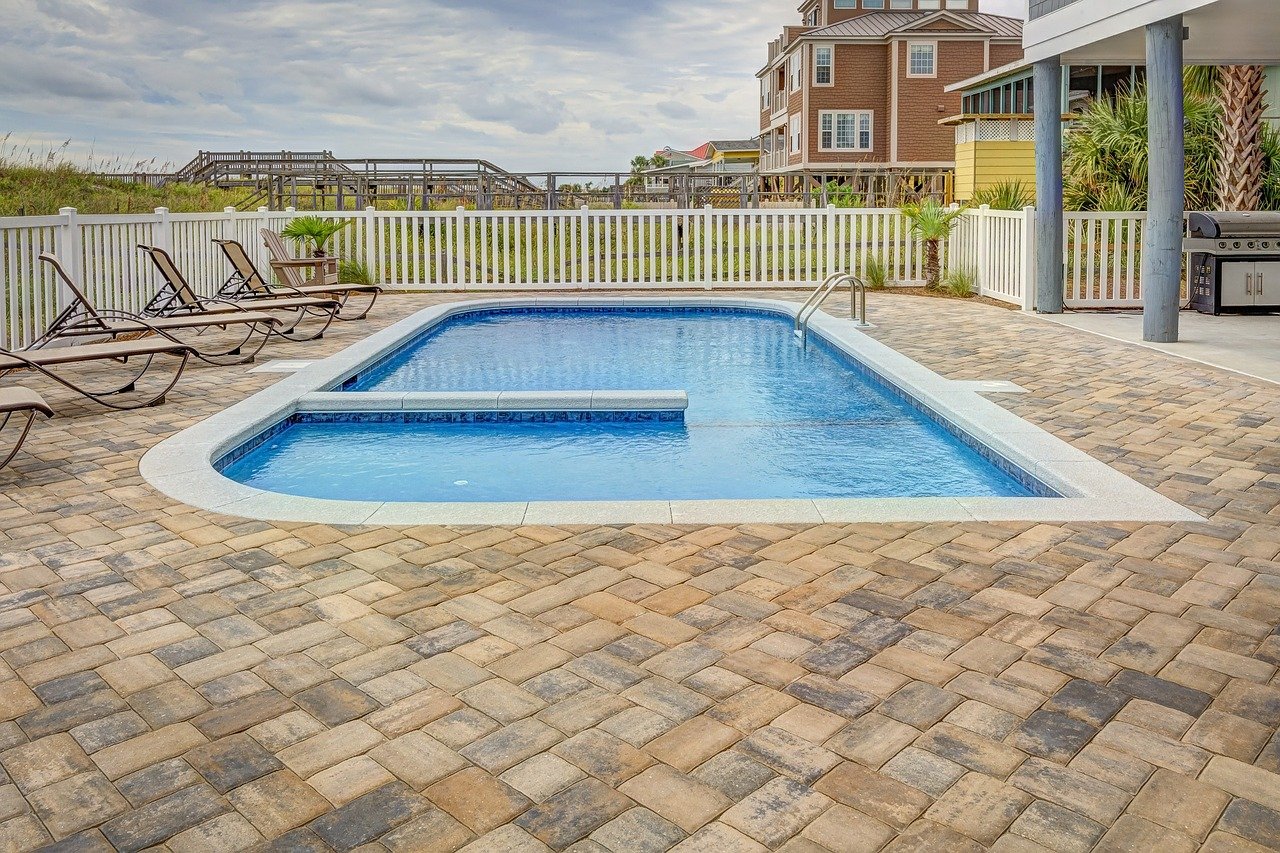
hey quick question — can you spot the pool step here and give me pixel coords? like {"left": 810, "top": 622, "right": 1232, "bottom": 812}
{"left": 296, "top": 390, "right": 689, "bottom": 414}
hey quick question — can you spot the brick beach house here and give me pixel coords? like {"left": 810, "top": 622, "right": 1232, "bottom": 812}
{"left": 757, "top": 0, "right": 1024, "bottom": 199}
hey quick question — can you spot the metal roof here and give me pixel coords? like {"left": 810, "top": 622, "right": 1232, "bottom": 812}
{"left": 804, "top": 11, "right": 1023, "bottom": 40}
{"left": 946, "top": 58, "right": 1036, "bottom": 93}
{"left": 709, "top": 140, "right": 759, "bottom": 152}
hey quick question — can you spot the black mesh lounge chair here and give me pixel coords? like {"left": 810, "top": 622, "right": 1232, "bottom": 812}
{"left": 219, "top": 234, "right": 380, "bottom": 321}
{"left": 0, "top": 387, "right": 53, "bottom": 470}
{"left": 0, "top": 337, "right": 192, "bottom": 410}
{"left": 138, "top": 245, "right": 340, "bottom": 342}
{"left": 35, "top": 253, "right": 282, "bottom": 366}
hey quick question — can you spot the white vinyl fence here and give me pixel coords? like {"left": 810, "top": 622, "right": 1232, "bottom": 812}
{"left": 1, "top": 204, "right": 1158, "bottom": 350}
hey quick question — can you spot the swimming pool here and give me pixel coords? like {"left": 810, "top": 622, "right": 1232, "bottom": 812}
{"left": 218, "top": 307, "right": 1042, "bottom": 502}
{"left": 142, "top": 296, "right": 1201, "bottom": 525}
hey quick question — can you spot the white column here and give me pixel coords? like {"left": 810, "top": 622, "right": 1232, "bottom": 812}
{"left": 1143, "top": 16, "right": 1185, "bottom": 343}
{"left": 1034, "top": 59, "right": 1065, "bottom": 313}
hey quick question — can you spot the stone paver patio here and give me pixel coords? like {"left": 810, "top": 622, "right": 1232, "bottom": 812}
{"left": 2, "top": 292, "right": 1279, "bottom": 853}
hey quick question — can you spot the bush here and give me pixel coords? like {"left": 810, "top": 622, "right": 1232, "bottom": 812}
{"left": 824, "top": 180, "right": 865, "bottom": 208}
{"left": 338, "top": 260, "right": 373, "bottom": 285}
{"left": 972, "top": 180, "right": 1035, "bottom": 210}
{"left": 943, "top": 267, "right": 978, "bottom": 298}
{"left": 863, "top": 255, "right": 888, "bottom": 290}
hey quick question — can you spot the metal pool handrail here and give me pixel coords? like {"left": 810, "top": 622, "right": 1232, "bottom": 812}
{"left": 795, "top": 272, "right": 869, "bottom": 347}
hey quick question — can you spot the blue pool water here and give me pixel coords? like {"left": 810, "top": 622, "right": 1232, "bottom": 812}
{"left": 221, "top": 308, "right": 1042, "bottom": 502}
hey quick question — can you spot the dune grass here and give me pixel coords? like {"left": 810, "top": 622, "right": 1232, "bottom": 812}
{"left": 0, "top": 136, "right": 254, "bottom": 216}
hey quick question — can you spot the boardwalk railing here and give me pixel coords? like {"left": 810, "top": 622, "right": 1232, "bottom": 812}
{"left": 2, "top": 205, "right": 1162, "bottom": 350}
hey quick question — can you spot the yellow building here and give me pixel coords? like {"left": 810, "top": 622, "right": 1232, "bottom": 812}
{"left": 943, "top": 61, "right": 1143, "bottom": 203}
{"left": 706, "top": 140, "right": 761, "bottom": 171}
{"left": 942, "top": 114, "right": 1036, "bottom": 203}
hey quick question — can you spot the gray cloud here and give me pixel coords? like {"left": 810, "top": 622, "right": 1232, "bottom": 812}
{"left": 0, "top": 0, "right": 1024, "bottom": 171}
{"left": 656, "top": 100, "right": 698, "bottom": 120}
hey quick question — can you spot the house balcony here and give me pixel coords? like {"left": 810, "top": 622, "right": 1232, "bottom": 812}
{"left": 760, "top": 150, "right": 791, "bottom": 172}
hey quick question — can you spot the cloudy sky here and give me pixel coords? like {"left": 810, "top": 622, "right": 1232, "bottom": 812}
{"left": 1, "top": 0, "right": 1024, "bottom": 173}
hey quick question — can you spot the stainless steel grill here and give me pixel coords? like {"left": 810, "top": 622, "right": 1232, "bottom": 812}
{"left": 1184, "top": 212, "right": 1280, "bottom": 314}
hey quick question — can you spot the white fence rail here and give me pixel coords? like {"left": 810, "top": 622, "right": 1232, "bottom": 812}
{"left": 2, "top": 204, "right": 1165, "bottom": 350}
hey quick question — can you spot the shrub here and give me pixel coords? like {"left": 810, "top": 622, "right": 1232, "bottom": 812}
{"left": 338, "top": 259, "right": 373, "bottom": 285}
{"left": 944, "top": 267, "right": 978, "bottom": 298}
{"left": 972, "top": 180, "right": 1035, "bottom": 210}
{"left": 863, "top": 255, "right": 888, "bottom": 290}
{"left": 824, "top": 180, "right": 865, "bottom": 209}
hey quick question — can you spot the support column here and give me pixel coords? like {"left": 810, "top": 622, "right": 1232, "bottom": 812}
{"left": 1143, "top": 16, "right": 1185, "bottom": 343}
{"left": 1034, "top": 58, "right": 1064, "bottom": 313}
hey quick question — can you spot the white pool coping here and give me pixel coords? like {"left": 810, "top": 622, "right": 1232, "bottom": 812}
{"left": 139, "top": 297, "right": 1202, "bottom": 526}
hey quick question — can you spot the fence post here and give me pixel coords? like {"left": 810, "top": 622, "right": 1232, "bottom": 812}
{"left": 972, "top": 204, "right": 991, "bottom": 296}
{"left": 456, "top": 206, "right": 467, "bottom": 288}
{"left": 154, "top": 207, "right": 172, "bottom": 253}
{"left": 826, "top": 203, "right": 837, "bottom": 279}
{"left": 254, "top": 207, "right": 270, "bottom": 274}
{"left": 364, "top": 206, "right": 377, "bottom": 285}
{"left": 703, "top": 204, "right": 714, "bottom": 290}
{"left": 223, "top": 207, "right": 237, "bottom": 240}
{"left": 1021, "top": 206, "right": 1037, "bottom": 311}
{"left": 54, "top": 207, "right": 81, "bottom": 308}
{"left": 579, "top": 205, "right": 591, "bottom": 287}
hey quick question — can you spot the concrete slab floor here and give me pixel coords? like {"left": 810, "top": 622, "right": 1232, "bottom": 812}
{"left": 1042, "top": 309, "right": 1280, "bottom": 386}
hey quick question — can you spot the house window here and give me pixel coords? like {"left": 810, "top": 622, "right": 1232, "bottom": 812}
{"left": 819, "top": 111, "right": 873, "bottom": 151}
{"left": 908, "top": 42, "right": 936, "bottom": 77}
{"left": 814, "top": 47, "right": 833, "bottom": 86}
{"left": 833, "top": 0, "right": 859, "bottom": 7}
{"left": 858, "top": 0, "right": 885, "bottom": 7}
{"left": 761, "top": 79, "right": 769, "bottom": 110}
{"left": 890, "top": 0, "right": 913, "bottom": 7}
{"left": 917, "top": 0, "right": 941, "bottom": 7}
{"left": 789, "top": 53, "right": 802, "bottom": 92}
{"left": 945, "top": 0, "right": 970, "bottom": 7}
{"left": 790, "top": 116, "right": 802, "bottom": 154}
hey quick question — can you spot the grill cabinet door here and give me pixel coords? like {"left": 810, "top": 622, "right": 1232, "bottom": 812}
{"left": 1220, "top": 263, "right": 1256, "bottom": 307}
{"left": 1252, "top": 261, "right": 1280, "bottom": 306}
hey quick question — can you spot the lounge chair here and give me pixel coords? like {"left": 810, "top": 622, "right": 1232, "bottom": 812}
{"left": 253, "top": 230, "right": 381, "bottom": 320}
{"left": 35, "top": 253, "right": 282, "bottom": 366}
{"left": 0, "top": 387, "right": 53, "bottom": 470}
{"left": 138, "top": 245, "right": 340, "bottom": 342}
{"left": 1, "top": 337, "right": 192, "bottom": 410}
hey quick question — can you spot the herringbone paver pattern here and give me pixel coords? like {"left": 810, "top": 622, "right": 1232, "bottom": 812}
{"left": 2, "top": 292, "right": 1279, "bottom": 852}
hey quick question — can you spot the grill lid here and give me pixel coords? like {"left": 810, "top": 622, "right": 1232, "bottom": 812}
{"left": 1188, "top": 212, "right": 1280, "bottom": 239}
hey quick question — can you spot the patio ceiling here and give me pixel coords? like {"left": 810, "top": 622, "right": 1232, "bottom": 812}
{"left": 1026, "top": 0, "right": 1280, "bottom": 65}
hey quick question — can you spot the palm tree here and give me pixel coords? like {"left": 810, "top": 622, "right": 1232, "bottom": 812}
{"left": 901, "top": 200, "right": 967, "bottom": 290}
{"left": 1062, "top": 79, "right": 1222, "bottom": 211}
{"left": 281, "top": 216, "right": 350, "bottom": 258}
{"left": 1215, "top": 65, "right": 1268, "bottom": 211}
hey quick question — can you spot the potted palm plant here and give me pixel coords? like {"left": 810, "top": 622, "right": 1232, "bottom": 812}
{"left": 902, "top": 200, "right": 967, "bottom": 291}
{"left": 281, "top": 216, "right": 350, "bottom": 258}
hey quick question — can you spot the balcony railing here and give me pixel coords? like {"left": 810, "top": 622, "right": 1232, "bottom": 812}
{"left": 761, "top": 150, "right": 790, "bottom": 172}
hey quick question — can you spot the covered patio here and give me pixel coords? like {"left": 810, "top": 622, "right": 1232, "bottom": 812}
{"left": 1044, "top": 309, "right": 1280, "bottom": 385}
{"left": 1027, "top": 0, "right": 1280, "bottom": 341}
